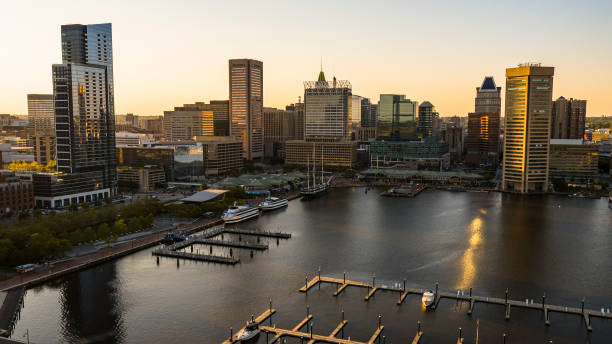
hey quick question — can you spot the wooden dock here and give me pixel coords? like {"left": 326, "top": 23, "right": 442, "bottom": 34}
{"left": 300, "top": 274, "right": 612, "bottom": 331}
{"left": 222, "top": 309, "right": 427, "bottom": 344}
{"left": 152, "top": 225, "right": 291, "bottom": 265}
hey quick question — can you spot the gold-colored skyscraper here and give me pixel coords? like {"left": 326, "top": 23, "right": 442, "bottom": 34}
{"left": 502, "top": 63, "right": 554, "bottom": 193}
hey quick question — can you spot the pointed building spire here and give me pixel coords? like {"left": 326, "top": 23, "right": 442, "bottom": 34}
{"left": 318, "top": 57, "right": 326, "bottom": 82}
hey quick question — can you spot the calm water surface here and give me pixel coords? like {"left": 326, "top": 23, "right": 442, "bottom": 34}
{"left": 11, "top": 189, "right": 612, "bottom": 343}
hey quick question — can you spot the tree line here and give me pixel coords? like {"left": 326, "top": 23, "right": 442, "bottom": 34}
{"left": 0, "top": 198, "right": 163, "bottom": 267}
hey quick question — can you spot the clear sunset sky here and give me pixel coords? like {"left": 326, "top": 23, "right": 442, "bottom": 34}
{"left": 1, "top": 0, "right": 611, "bottom": 116}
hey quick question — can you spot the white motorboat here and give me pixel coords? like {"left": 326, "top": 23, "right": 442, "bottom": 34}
{"left": 422, "top": 290, "right": 435, "bottom": 308}
{"left": 222, "top": 205, "right": 259, "bottom": 224}
{"left": 236, "top": 321, "right": 260, "bottom": 342}
{"left": 259, "top": 197, "right": 288, "bottom": 211}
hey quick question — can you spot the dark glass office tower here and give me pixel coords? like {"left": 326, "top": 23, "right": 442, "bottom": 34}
{"left": 376, "top": 94, "right": 418, "bottom": 141}
{"left": 57, "top": 23, "right": 116, "bottom": 191}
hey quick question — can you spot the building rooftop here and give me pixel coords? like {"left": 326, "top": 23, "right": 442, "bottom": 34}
{"left": 550, "top": 139, "right": 584, "bottom": 145}
{"left": 480, "top": 77, "right": 497, "bottom": 90}
{"left": 182, "top": 189, "right": 228, "bottom": 203}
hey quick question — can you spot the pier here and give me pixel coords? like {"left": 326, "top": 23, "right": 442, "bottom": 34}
{"left": 221, "top": 307, "right": 425, "bottom": 344}
{"left": 0, "top": 289, "right": 25, "bottom": 338}
{"left": 300, "top": 272, "right": 612, "bottom": 332}
{"left": 152, "top": 225, "right": 291, "bottom": 264}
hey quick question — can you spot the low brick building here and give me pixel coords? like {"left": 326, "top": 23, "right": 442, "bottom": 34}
{"left": 0, "top": 171, "right": 34, "bottom": 215}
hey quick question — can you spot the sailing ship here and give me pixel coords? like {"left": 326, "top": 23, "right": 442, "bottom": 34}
{"left": 301, "top": 146, "right": 330, "bottom": 200}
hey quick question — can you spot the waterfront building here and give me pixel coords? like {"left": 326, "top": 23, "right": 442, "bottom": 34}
{"left": 117, "top": 165, "right": 166, "bottom": 192}
{"left": 466, "top": 113, "right": 500, "bottom": 169}
{"left": 502, "top": 63, "right": 554, "bottom": 193}
{"left": 27, "top": 94, "right": 55, "bottom": 136}
{"left": 55, "top": 23, "right": 116, "bottom": 194}
{"left": 418, "top": 101, "right": 439, "bottom": 138}
{"left": 195, "top": 136, "right": 243, "bottom": 175}
{"left": 116, "top": 146, "right": 175, "bottom": 181}
{"left": 304, "top": 70, "right": 352, "bottom": 140}
{"left": 32, "top": 171, "right": 109, "bottom": 208}
{"left": 369, "top": 137, "right": 450, "bottom": 170}
{"left": 549, "top": 139, "right": 598, "bottom": 180}
{"left": 284, "top": 140, "right": 357, "bottom": 168}
{"left": 551, "top": 97, "right": 587, "bottom": 140}
{"left": 162, "top": 109, "right": 214, "bottom": 141}
{"left": 229, "top": 59, "right": 263, "bottom": 160}
{"left": 173, "top": 100, "right": 230, "bottom": 136}
{"left": 0, "top": 171, "right": 34, "bottom": 215}
{"left": 376, "top": 94, "right": 418, "bottom": 141}
{"left": 475, "top": 77, "right": 502, "bottom": 115}
{"left": 32, "top": 135, "right": 55, "bottom": 165}
{"left": 351, "top": 95, "right": 364, "bottom": 130}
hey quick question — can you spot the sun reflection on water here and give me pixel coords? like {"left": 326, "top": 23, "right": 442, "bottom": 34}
{"left": 457, "top": 215, "right": 483, "bottom": 289}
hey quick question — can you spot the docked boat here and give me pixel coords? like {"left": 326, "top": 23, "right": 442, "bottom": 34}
{"left": 236, "top": 320, "right": 260, "bottom": 342}
{"left": 301, "top": 147, "right": 331, "bottom": 200}
{"left": 259, "top": 197, "right": 288, "bottom": 211}
{"left": 222, "top": 204, "right": 259, "bottom": 224}
{"left": 422, "top": 290, "right": 435, "bottom": 308}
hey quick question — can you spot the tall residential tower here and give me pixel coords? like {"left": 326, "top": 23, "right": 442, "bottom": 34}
{"left": 54, "top": 23, "right": 116, "bottom": 192}
{"left": 502, "top": 64, "right": 554, "bottom": 193}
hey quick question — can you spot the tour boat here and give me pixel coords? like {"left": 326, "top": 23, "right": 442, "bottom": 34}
{"left": 301, "top": 146, "right": 331, "bottom": 200}
{"left": 222, "top": 205, "right": 260, "bottom": 224}
{"left": 422, "top": 290, "right": 435, "bottom": 308}
{"left": 236, "top": 320, "right": 260, "bottom": 342}
{"left": 259, "top": 197, "right": 288, "bottom": 211}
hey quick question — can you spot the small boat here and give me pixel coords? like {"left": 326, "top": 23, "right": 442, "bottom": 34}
{"left": 259, "top": 197, "right": 288, "bottom": 211}
{"left": 162, "top": 233, "right": 175, "bottom": 244}
{"left": 422, "top": 290, "right": 435, "bottom": 308}
{"left": 222, "top": 204, "right": 260, "bottom": 224}
{"left": 236, "top": 320, "right": 260, "bottom": 342}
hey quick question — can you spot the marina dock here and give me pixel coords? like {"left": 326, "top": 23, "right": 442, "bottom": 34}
{"left": 221, "top": 307, "right": 424, "bottom": 344}
{"left": 300, "top": 272, "right": 612, "bottom": 332}
{"left": 152, "top": 225, "right": 291, "bottom": 265}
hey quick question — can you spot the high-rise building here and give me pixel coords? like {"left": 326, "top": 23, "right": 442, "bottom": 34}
{"left": 195, "top": 136, "right": 244, "bottom": 175}
{"left": 551, "top": 97, "right": 587, "bottom": 139}
{"left": 502, "top": 63, "right": 554, "bottom": 193}
{"left": 27, "top": 94, "right": 55, "bottom": 136}
{"left": 229, "top": 59, "right": 263, "bottom": 160}
{"left": 52, "top": 63, "right": 116, "bottom": 192}
{"left": 467, "top": 76, "right": 501, "bottom": 169}
{"left": 360, "top": 98, "right": 377, "bottom": 128}
{"left": 304, "top": 70, "right": 352, "bottom": 140}
{"left": 285, "top": 102, "right": 305, "bottom": 140}
{"left": 33, "top": 135, "right": 55, "bottom": 165}
{"left": 376, "top": 94, "right": 418, "bottom": 141}
{"left": 466, "top": 113, "right": 500, "bottom": 168}
{"left": 351, "top": 95, "right": 364, "bottom": 130}
{"left": 162, "top": 110, "right": 214, "bottom": 141}
{"left": 418, "top": 101, "right": 439, "bottom": 137}
{"left": 55, "top": 23, "right": 116, "bottom": 193}
{"left": 263, "top": 107, "right": 293, "bottom": 158}
{"left": 475, "top": 77, "right": 502, "bottom": 114}
{"left": 174, "top": 100, "right": 230, "bottom": 136}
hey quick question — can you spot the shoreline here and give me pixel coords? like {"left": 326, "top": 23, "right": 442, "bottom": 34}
{"left": 0, "top": 192, "right": 303, "bottom": 293}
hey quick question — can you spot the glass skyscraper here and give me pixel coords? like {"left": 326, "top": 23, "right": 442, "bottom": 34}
{"left": 376, "top": 94, "right": 418, "bottom": 141}
{"left": 54, "top": 23, "right": 116, "bottom": 191}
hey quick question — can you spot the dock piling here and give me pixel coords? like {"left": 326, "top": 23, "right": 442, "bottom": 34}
{"left": 503, "top": 333, "right": 506, "bottom": 344}
{"left": 307, "top": 305, "right": 309, "bottom": 316}
{"left": 344, "top": 271, "right": 346, "bottom": 284}
{"left": 229, "top": 327, "right": 233, "bottom": 343}
{"left": 378, "top": 314, "right": 381, "bottom": 328}
{"left": 417, "top": 321, "right": 421, "bottom": 333}
{"left": 469, "top": 287, "right": 472, "bottom": 298}
{"left": 582, "top": 297, "right": 585, "bottom": 313}
{"left": 543, "top": 292, "right": 546, "bottom": 309}
{"left": 505, "top": 288, "right": 509, "bottom": 304}
{"left": 435, "top": 282, "right": 439, "bottom": 296}
{"left": 373, "top": 273, "right": 376, "bottom": 289}
{"left": 458, "top": 327, "right": 462, "bottom": 340}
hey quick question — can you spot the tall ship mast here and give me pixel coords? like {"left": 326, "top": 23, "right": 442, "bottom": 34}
{"left": 300, "top": 145, "right": 330, "bottom": 200}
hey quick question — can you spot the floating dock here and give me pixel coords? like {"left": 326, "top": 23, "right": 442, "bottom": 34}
{"left": 152, "top": 225, "right": 291, "bottom": 264}
{"left": 300, "top": 272, "right": 612, "bottom": 332}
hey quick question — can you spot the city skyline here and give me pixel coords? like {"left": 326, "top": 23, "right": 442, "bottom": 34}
{"left": 2, "top": 1, "right": 612, "bottom": 117}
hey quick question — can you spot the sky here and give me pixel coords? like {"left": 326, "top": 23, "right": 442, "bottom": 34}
{"left": 1, "top": 0, "right": 612, "bottom": 117}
